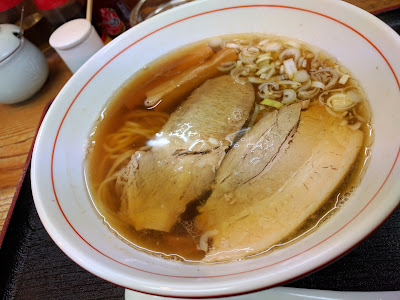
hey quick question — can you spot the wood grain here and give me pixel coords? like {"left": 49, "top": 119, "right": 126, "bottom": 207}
{"left": 0, "top": 0, "right": 399, "bottom": 240}
{"left": 0, "top": 53, "right": 72, "bottom": 236}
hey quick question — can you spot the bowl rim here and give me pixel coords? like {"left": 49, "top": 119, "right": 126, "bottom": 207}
{"left": 31, "top": 0, "right": 400, "bottom": 297}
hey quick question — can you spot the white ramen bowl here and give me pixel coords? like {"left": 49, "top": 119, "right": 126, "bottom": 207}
{"left": 31, "top": 0, "right": 400, "bottom": 297}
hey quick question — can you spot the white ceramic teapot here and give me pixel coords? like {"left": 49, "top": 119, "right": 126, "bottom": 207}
{"left": 0, "top": 24, "right": 48, "bottom": 104}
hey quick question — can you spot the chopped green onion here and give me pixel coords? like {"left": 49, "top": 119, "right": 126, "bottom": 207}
{"left": 283, "top": 58, "right": 298, "bottom": 79}
{"left": 256, "top": 53, "right": 272, "bottom": 64}
{"left": 327, "top": 93, "right": 356, "bottom": 111}
{"left": 294, "top": 70, "right": 310, "bottom": 82}
{"left": 339, "top": 74, "right": 350, "bottom": 85}
{"left": 217, "top": 61, "right": 237, "bottom": 72}
{"left": 248, "top": 77, "right": 266, "bottom": 84}
{"left": 311, "top": 80, "right": 326, "bottom": 89}
{"left": 260, "top": 98, "right": 284, "bottom": 109}
{"left": 282, "top": 89, "right": 297, "bottom": 104}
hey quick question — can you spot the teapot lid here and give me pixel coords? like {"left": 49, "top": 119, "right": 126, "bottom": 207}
{"left": 0, "top": 24, "right": 22, "bottom": 63}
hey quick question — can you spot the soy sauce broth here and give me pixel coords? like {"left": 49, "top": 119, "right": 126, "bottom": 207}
{"left": 85, "top": 34, "right": 373, "bottom": 263}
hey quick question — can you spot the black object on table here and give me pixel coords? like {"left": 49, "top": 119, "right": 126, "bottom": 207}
{"left": 375, "top": 6, "right": 400, "bottom": 34}
{"left": 1, "top": 7, "right": 400, "bottom": 300}
{"left": 0, "top": 168, "right": 124, "bottom": 300}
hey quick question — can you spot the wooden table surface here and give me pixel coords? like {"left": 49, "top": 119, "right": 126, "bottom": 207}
{"left": 1, "top": 0, "right": 400, "bottom": 238}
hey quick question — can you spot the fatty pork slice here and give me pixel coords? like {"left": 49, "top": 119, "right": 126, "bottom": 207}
{"left": 211, "top": 103, "right": 302, "bottom": 200}
{"left": 196, "top": 104, "right": 363, "bottom": 262}
{"left": 116, "top": 75, "right": 255, "bottom": 232}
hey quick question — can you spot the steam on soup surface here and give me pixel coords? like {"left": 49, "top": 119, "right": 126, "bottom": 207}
{"left": 85, "top": 34, "right": 372, "bottom": 263}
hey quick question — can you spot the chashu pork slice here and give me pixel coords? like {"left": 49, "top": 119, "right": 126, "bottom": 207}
{"left": 211, "top": 103, "right": 302, "bottom": 200}
{"left": 116, "top": 75, "right": 255, "bottom": 232}
{"left": 196, "top": 104, "right": 364, "bottom": 262}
